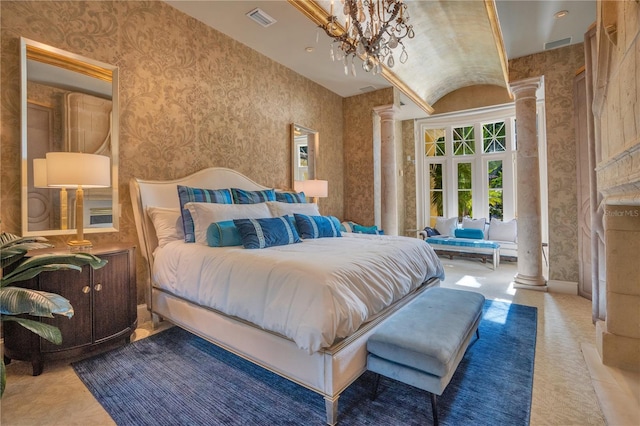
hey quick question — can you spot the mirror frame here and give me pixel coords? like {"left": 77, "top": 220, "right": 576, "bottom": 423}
{"left": 20, "top": 37, "right": 119, "bottom": 237}
{"left": 291, "top": 123, "right": 318, "bottom": 189}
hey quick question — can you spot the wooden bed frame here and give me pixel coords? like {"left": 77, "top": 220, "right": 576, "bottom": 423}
{"left": 129, "top": 167, "right": 439, "bottom": 425}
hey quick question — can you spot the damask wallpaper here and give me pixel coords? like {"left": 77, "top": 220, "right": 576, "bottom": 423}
{"left": 0, "top": 1, "right": 344, "bottom": 302}
{"left": 509, "top": 43, "right": 585, "bottom": 283}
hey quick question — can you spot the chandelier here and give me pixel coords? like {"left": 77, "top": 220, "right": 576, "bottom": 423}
{"left": 320, "top": 0, "right": 415, "bottom": 76}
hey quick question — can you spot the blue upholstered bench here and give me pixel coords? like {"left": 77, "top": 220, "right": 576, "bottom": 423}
{"left": 426, "top": 236, "right": 501, "bottom": 269}
{"left": 367, "top": 287, "right": 485, "bottom": 425}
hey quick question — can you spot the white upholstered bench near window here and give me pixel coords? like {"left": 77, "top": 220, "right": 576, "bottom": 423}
{"left": 366, "top": 287, "right": 485, "bottom": 425}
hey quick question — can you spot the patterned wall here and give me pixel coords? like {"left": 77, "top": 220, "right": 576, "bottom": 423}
{"left": 0, "top": 1, "right": 344, "bottom": 302}
{"left": 509, "top": 44, "right": 585, "bottom": 282}
{"left": 342, "top": 88, "right": 394, "bottom": 226}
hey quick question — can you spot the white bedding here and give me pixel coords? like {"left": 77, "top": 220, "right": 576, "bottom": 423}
{"left": 152, "top": 233, "right": 444, "bottom": 353}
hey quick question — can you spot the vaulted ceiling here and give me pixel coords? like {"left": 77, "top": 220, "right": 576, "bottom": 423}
{"left": 166, "top": 1, "right": 595, "bottom": 117}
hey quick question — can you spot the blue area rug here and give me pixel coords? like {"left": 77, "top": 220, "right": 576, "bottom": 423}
{"left": 73, "top": 300, "right": 536, "bottom": 425}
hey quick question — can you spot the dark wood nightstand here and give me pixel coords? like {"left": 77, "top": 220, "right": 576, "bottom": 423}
{"left": 2, "top": 243, "right": 137, "bottom": 375}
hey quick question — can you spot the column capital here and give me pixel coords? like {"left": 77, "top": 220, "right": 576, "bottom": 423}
{"left": 373, "top": 104, "right": 400, "bottom": 121}
{"left": 509, "top": 76, "right": 542, "bottom": 98}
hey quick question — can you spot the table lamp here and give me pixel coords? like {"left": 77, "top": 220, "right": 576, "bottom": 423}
{"left": 33, "top": 158, "right": 68, "bottom": 230}
{"left": 46, "top": 152, "right": 110, "bottom": 250}
{"left": 294, "top": 179, "right": 328, "bottom": 204}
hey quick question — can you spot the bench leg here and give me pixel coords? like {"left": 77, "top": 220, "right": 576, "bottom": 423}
{"left": 430, "top": 393, "right": 439, "bottom": 426}
{"left": 371, "top": 373, "right": 381, "bottom": 400}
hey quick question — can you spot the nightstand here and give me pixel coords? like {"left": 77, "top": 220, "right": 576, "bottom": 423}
{"left": 2, "top": 243, "right": 137, "bottom": 375}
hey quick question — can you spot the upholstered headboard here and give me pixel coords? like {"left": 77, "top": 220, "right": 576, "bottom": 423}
{"left": 129, "top": 167, "right": 270, "bottom": 281}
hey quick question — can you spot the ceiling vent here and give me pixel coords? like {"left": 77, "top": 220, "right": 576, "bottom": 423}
{"left": 359, "top": 85, "right": 377, "bottom": 93}
{"left": 246, "top": 8, "right": 276, "bottom": 28}
{"left": 544, "top": 37, "right": 572, "bottom": 51}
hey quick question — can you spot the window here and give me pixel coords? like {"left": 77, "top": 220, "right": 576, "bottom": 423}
{"left": 415, "top": 105, "right": 527, "bottom": 227}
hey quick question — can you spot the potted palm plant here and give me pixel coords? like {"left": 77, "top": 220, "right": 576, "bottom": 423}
{"left": 0, "top": 233, "right": 106, "bottom": 396}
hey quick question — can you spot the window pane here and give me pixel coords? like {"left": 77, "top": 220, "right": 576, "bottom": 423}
{"left": 429, "top": 164, "right": 444, "bottom": 219}
{"left": 488, "top": 160, "right": 503, "bottom": 220}
{"left": 453, "top": 125, "right": 474, "bottom": 155}
{"left": 425, "top": 129, "right": 445, "bottom": 157}
{"left": 457, "top": 162, "right": 472, "bottom": 217}
{"left": 483, "top": 121, "right": 506, "bottom": 153}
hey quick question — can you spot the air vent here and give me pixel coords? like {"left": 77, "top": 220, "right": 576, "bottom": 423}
{"left": 246, "top": 8, "right": 276, "bottom": 28}
{"left": 544, "top": 37, "right": 572, "bottom": 51}
{"left": 359, "top": 85, "right": 376, "bottom": 93}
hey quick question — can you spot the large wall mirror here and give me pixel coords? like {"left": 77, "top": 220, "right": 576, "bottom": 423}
{"left": 291, "top": 123, "right": 317, "bottom": 188}
{"left": 20, "top": 37, "right": 119, "bottom": 237}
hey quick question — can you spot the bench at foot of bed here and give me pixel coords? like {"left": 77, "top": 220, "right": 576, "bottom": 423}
{"left": 366, "top": 287, "right": 485, "bottom": 425}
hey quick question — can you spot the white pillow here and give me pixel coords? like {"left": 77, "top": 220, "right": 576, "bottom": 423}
{"left": 147, "top": 207, "right": 184, "bottom": 248}
{"left": 462, "top": 217, "right": 486, "bottom": 230}
{"left": 266, "top": 201, "right": 320, "bottom": 217}
{"left": 435, "top": 216, "right": 458, "bottom": 237}
{"left": 462, "top": 217, "right": 488, "bottom": 239}
{"left": 488, "top": 218, "right": 517, "bottom": 242}
{"left": 185, "top": 202, "right": 272, "bottom": 244}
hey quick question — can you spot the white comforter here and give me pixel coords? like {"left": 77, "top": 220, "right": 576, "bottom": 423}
{"left": 153, "top": 233, "right": 444, "bottom": 353}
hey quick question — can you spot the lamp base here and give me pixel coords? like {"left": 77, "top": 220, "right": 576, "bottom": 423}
{"left": 67, "top": 239, "right": 93, "bottom": 252}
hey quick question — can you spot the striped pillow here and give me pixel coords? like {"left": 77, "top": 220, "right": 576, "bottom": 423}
{"left": 231, "top": 188, "right": 276, "bottom": 204}
{"left": 233, "top": 216, "right": 301, "bottom": 249}
{"left": 294, "top": 214, "right": 341, "bottom": 239}
{"left": 275, "top": 191, "right": 307, "bottom": 203}
{"left": 178, "top": 185, "right": 233, "bottom": 243}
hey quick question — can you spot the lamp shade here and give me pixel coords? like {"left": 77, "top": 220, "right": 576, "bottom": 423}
{"left": 46, "top": 152, "right": 110, "bottom": 188}
{"left": 33, "top": 158, "right": 48, "bottom": 188}
{"left": 295, "top": 179, "right": 328, "bottom": 198}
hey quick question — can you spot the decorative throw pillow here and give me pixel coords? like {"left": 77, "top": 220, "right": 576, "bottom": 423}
{"left": 454, "top": 228, "right": 485, "bottom": 240}
{"left": 233, "top": 216, "right": 301, "bottom": 249}
{"left": 231, "top": 188, "right": 276, "bottom": 204}
{"left": 352, "top": 224, "right": 383, "bottom": 235}
{"left": 185, "top": 202, "right": 272, "bottom": 244}
{"left": 275, "top": 191, "right": 307, "bottom": 203}
{"left": 146, "top": 206, "right": 184, "bottom": 248}
{"left": 462, "top": 217, "right": 486, "bottom": 230}
{"left": 294, "top": 214, "right": 341, "bottom": 239}
{"left": 435, "top": 216, "right": 458, "bottom": 237}
{"left": 177, "top": 185, "right": 233, "bottom": 243}
{"left": 340, "top": 221, "right": 357, "bottom": 233}
{"left": 488, "top": 218, "right": 517, "bottom": 242}
{"left": 266, "top": 201, "right": 320, "bottom": 217}
{"left": 423, "top": 226, "right": 440, "bottom": 237}
{"left": 206, "top": 220, "right": 243, "bottom": 247}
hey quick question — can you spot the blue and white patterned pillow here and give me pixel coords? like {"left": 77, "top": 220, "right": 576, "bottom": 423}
{"left": 206, "top": 221, "right": 243, "bottom": 247}
{"left": 353, "top": 224, "right": 384, "bottom": 235}
{"left": 177, "top": 185, "right": 233, "bottom": 243}
{"left": 275, "top": 191, "right": 307, "bottom": 203}
{"left": 294, "top": 214, "right": 342, "bottom": 239}
{"left": 231, "top": 188, "right": 276, "bottom": 204}
{"left": 233, "top": 216, "right": 301, "bottom": 249}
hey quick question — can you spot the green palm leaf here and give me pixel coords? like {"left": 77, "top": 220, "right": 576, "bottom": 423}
{"left": 1, "top": 253, "right": 106, "bottom": 287}
{"left": 1, "top": 316, "right": 63, "bottom": 344}
{"left": 0, "top": 287, "right": 74, "bottom": 318}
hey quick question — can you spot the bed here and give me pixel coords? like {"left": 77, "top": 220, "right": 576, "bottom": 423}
{"left": 130, "top": 167, "right": 444, "bottom": 425}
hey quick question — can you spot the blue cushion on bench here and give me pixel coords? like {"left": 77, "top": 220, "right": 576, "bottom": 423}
{"left": 454, "top": 228, "right": 485, "bottom": 239}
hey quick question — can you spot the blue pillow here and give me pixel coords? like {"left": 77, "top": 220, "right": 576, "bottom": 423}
{"left": 353, "top": 224, "right": 383, "bottom": 235}
{"left": 231, "top": 188, "right": 276, "bottom": 204}
{"left": 233, "top": 216, "right": 301, "bottom": 249}
{"left": 454, "top": 228, "right": 485, "bottom": 239}
{"left": 177, "top": 185, "right": 233, "bottom": 243}
{"left": 294, "top": 214, "right": 341, "bottom": 239}
{"left": 275, "top": 191, "right": 307, "bottom": 203}
{"left": 206, "top": 221, "right": 242, "bottom": 247}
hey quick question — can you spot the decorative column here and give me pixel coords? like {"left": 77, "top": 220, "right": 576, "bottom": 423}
{"left": 373, "top": 105, "right": 399, "bottom": 236}
{"left": 510, "top": 77, "right": 547, "bottom": 289}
